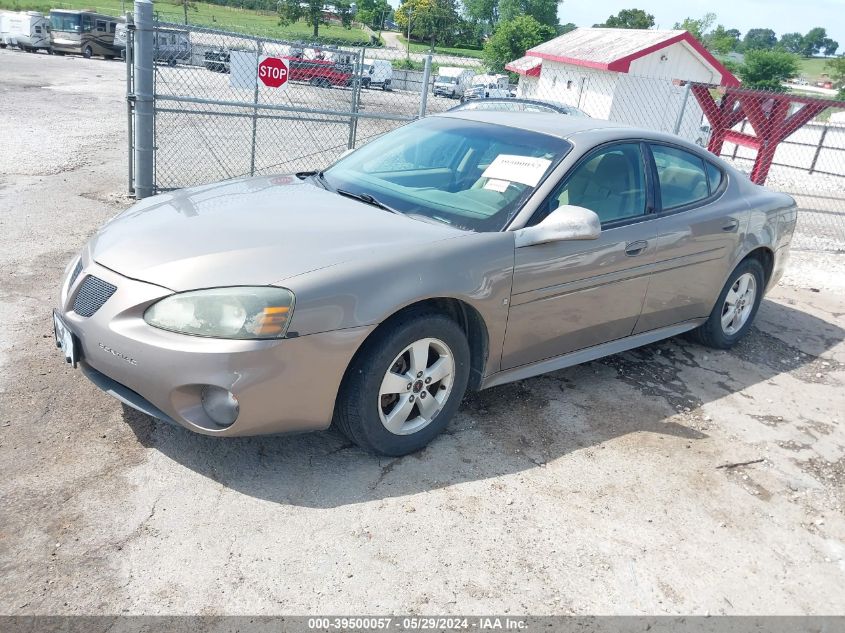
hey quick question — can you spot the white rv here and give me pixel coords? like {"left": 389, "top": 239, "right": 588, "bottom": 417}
{"left": 463, "top": 73, "right": 511, "bottom": 100}
{"left": 433, "top": 67, "right": 474, "bottom": 98}
{"left": 0, "top": 10, "right": 51, "bottom": 53}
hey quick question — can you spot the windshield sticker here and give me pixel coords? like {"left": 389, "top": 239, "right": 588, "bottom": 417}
{"left": 482, "top": 155, "right": 552, "bottom": 187}
{"left": 483, "top": 179, "right": 510, "bottom": 193}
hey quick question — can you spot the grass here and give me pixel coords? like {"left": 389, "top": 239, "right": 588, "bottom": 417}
{"left": 0, "top": 0, "right": 374, "bottom": 44}
{"left": 396, "top": 34, "right": 484, "bottom": 59}
{"left": 796, "top": 57, "right": 835, "bottom": 82}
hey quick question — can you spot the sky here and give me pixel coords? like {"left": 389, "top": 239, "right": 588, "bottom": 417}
{"left": 386, "top": 0, "right": 845, "bottom": 50}
{"left": 557, "top": 0, "right": 845, "bottom": 45}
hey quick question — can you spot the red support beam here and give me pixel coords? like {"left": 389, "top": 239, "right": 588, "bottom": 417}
{"left": 690, "top": 84, "right": 840, "bottom": 185}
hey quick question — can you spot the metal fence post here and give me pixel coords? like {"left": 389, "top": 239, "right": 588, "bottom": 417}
{"left": 418, "top": 54, "right": 432, "bottom": 118}
{"left": 125, "top": 13, "right": 135, "bottom": 196}
{"left": 249, "top": 39, "right": 263, "bottom": 176}
{"left": 809, "top": 124, "right": 829, "bottom": 174}
{"left": 132, "top": 0, "right": 154, "bottom": 199}
{"left": 673, "top": 80, "right": 692, "bottom": 135}
{"left": 348, "top": 47, "right": 365, "bottom": 149}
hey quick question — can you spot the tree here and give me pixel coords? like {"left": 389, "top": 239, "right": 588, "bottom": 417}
{"left": 778, "top": 32, "right": 804, "bottom": 54}
{"left": 498, "top": 0, "right": 559, "bottom": 28}
{"left": 738, "top": 49, "right": 799, "bottom": 91}
{"left": 558, "top": 22, "right": 576, "bottom": 35}
{"left": 396, "top": 0, "right": 460, "bottom": 50}
{"left": 277, "top": 0, "right": 327, "bottom": 38}
{"left": 743, "top": 28, "right": 777, "bottom": 51}
{"left": 483, "top": 14, "right": 555, "bottom": 73}
{"left": 595, "top": 8, "right": 654, "bottom": 30}
{"left": 706, "top": 24, "right": 741, "bottom": 54}
{"left": 822, "top": 39, "right": 839, "bottom": 56}
{"left": 464, "top": 0, "right": 498, "bottom": 31}
{"left": 356, "top": 0, "right": 392, "bottom": 30}
{"left": 827, "top": 56, "right": 845, "bottom": 98}
{"left": 801, "top": 27, "right": 828, "bottom": 57}
{"left": 673, "top": 12, "right": 715, "bottom": 41}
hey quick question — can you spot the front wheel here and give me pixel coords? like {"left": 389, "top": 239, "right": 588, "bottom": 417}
{"left": 690, "top": 258, "right": 765, "bottom": 349}
{"left": 334, "top": 313, "right": 470, "bottom": 456}
{"left": 82, "top": 45, "right": 93, "bottom": 58}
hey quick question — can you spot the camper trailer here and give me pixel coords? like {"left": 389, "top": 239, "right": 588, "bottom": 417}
{"left": 433, "top": 67, "right": 474, "bottom": 98}
{"left": 0, "top": 10, "right": 51, "bottom": 52}
{"left": 49, "top": 9, "right": 122, "bottom": 59}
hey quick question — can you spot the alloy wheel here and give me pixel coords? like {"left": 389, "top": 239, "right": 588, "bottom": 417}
{"left": 721, "top": 272, "right": 757, "bottom": 335}
{"left": 378, "top": 337, "right": 455, "bottom": 435}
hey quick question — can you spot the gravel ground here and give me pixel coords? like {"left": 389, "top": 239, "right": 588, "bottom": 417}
{"left": 1, "top": 49, "right": 845, "bottom": 616}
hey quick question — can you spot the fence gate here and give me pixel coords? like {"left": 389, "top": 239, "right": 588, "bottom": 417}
{"left": 128, "top": 0, "right": 429, "bottom": 196}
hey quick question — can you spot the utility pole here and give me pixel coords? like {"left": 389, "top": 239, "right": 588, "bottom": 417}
{"left": 406, "top": 5, "right": 412, "bottom": 63}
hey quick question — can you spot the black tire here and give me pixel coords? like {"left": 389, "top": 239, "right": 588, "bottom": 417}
{"left": 334, "top": 313, "right": 470, "bottom": 456}
{"left": 83, "top": 45, "right": 93, "bottom": 59}
{"left": 690, "top": 258, "right": 765, "bottom": 349}
{"left": 105, "top": 54, "right": 116, "bottom": 60}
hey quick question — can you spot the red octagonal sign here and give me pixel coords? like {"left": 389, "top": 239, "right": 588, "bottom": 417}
{"left": 258, "top": 57, "right": 289, "bottom": 88}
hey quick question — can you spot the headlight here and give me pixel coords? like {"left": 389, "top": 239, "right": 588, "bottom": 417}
{"left": 144, "top": 287, "right": 295, "bottom": 339}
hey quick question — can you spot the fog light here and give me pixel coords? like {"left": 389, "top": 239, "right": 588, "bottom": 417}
{"left": 201, "top": 386, "right": 239, "bottom": 428}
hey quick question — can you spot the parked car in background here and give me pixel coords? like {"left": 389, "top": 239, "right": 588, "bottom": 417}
{"left": 53, "top": 112, "right": 796, "bottom": 456}
{"left": 49, "top": 9, "right": 121, "bottom": 59}
{"left": 433, "top": 67, "right": 474, "bottom": 98}
{"left": 449, "top": 98, "right": 590, "bottom": 117}
{"left": 0, "top": 10, "right": 51, "bottom": 52}
{"left": 462, "top": 73, "right": 510, "bottom": 100}
{"left": 360, "top": 58, "right": 392, "bottom": 90}
{"left": 203, "top": 47, "right": 230, "bottom": 73}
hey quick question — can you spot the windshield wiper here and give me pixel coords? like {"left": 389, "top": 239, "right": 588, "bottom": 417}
{"left": 336, "top": 189, "right": 398, "bottom": 214}
{"left": 295, "top": 170, "right": 333, "bottom": 191}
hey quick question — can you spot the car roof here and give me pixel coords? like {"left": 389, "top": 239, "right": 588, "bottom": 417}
{"left": 434, "top": 110, "right": 715, "bottom": 154}
{"left": 436, "top": 110, "right": 628, "bottom": 140}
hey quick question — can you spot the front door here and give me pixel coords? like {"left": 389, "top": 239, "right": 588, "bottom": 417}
{"left": 502, "top": 142, "right": 658, "bottom": 370}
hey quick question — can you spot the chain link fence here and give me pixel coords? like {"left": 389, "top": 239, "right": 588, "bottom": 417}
{"left": 126, "top": 4, "right": 844, "bottom": 253}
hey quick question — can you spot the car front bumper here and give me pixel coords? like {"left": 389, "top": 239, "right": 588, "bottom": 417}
{"left": 56, "top": 258, "right": 373, "bottom": 436}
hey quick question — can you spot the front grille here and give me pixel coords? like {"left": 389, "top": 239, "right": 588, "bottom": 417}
{"left": 69, "top": 259, "right": 83, "bottom": 287}
{"left": 73, "top": 275, "right": 117, "bottom": 317}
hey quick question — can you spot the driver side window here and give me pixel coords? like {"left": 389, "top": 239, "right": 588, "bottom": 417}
{"left": 536, "top": 143, "right": 647, "bottom": 226}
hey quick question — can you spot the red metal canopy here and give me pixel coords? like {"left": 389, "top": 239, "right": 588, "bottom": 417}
{"left": 691, "top": 85, "right": 845, "bottom": 184}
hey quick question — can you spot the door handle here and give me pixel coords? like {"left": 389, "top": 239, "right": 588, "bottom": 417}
{"left": 722, "top": 219, "right": 739, "bottom": 232}
{"left": 625, "top": 240, "right": 648, "bottom": 256}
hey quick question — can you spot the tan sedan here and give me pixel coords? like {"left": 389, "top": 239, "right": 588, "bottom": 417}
{"left": 54, "top": 112, "right": 796, "bottom": 455}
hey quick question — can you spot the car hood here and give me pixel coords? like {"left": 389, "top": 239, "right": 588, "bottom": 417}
{"left": 89, "top": 176, "right": 463, "bottom": 291}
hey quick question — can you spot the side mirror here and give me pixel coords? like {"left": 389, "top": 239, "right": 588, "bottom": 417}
{"left": 514, "top": 205, "right": 601, "bottom": 248}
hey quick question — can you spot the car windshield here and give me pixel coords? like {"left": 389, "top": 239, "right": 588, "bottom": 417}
{"left": 50, "top": 12, "right": 81, "bottom": 31}
{"left": 437, "top": 76, "right": 457, "bottom": 84}
{"left": 323, "top": 117, "right": 571, "bottom": 232}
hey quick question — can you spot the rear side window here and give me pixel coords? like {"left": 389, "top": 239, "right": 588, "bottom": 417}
{"left": 96, "top": 19, "right": 106, "bottom": 31}
{"left": 651, "top": 145, "right": 710, "bottom": 210}
{"left": 705, "top": 161, "right": 723, "bottom": 193}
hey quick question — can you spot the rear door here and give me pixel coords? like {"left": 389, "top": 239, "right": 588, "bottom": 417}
{"left": 634, "top": 143, "right": 748, "bottom": 333}
{"left": 502, "top": 142, "right": 658, "bottom": 369}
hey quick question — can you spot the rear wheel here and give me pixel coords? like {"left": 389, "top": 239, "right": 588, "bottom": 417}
{"left": 82, "top": 45, "right": 93, "bottom": 59}
{"left": 334, "top": 313, "right": 470, "bottom": 456}
{"left": 691, "top": 258, "right": 765, "bottom": 349}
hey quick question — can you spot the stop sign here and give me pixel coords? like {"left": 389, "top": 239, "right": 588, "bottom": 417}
{"left": 258, "top": 57, "right": 289, "bottom": 88}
